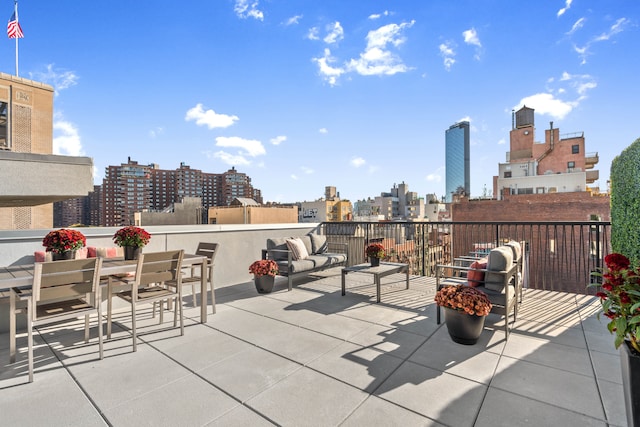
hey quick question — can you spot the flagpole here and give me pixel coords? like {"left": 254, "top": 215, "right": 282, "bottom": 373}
{"left": 14, "top": 1, "right": 19, "bottom": 76}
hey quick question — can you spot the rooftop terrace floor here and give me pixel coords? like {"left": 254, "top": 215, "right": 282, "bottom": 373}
{"left": 0, "top": 270, "right": 628, "bottom": 426}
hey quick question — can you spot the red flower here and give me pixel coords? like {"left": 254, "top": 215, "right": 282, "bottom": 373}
{"left": 113, "top": 226, "right": 151, "bottom": 247}
{"left": 249, "top": 259, "right": 279, "bottom": 277}
{"left": 42, "top": 229, "right": 87, "bottom": 254}
{"left": 604, "top": 253, "right": 630, "bottom": 271}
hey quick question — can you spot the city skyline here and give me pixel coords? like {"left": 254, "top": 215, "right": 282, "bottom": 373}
{"left": 2, "top": 1, "right": 637, "bottom": 203}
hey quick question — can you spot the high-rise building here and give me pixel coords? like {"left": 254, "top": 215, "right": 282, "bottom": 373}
{"left": 445, "top": 121, "right": 470, "bottom": 202}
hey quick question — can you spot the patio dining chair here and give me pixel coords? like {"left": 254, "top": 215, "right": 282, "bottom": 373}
{"left": 180, "top": 242, "right": 219, "bottom": 309}
{"left": 9, "top": 257, "right": 104, "bottom": 383}
{"left": 106, "top": 250, "right": 184, "bottom": 352}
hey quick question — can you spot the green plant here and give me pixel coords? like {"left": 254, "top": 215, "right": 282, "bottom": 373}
{"left": 365, "top": 243, "right": 386, "bottom": 259}
{"left": 435, "top": 284, "right": 492, "bottom": 316}
{"left": 42, "top": 229, "right": 87, "bottom": 254}
{"left": 610, "top": 137, "right": 640, "bottom": 267}
{"left": 249, "top": 259, "right": 279, "bottom": 277}
{"left": 590, "top": 253, "right": 640, "bottom": 354}
{"left": 113, "top": 226, "right": 151, "bottom": 248}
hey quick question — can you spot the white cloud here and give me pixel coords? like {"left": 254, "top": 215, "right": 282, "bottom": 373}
{"left": 312, "top": 48, "right": 345, "bottom": 86}
{"left": 369, "top": 11, "right": 390, "bottom": 20}
{"left": 234, "top": 0, "right": 263, "bottom": 21}
{"left": 270, "top": 135, "right": 286, "bottom": 145}
{"left": 324, "top": 21, "right": 344, "bottom": 44}
{"left": 439, "top": 42, "right": 456, "bottom": 71}
{"left": 285, "top": 15, "right": 302, "bottom": 26}
{"left": 346, "top": 21, "right": 415, "bottom": 77}
{"left": 291, "top": 174, "right": 299, "bottom": 180}
{"left": 462, "top": 28, "right": 481, "bottom": 47}
{"left": 426, "top": 173, "right": 441, "bottom": 183}
{"left": 307, "top": 27, "right": 320, "bottom": 40}
{"left": 572, "top": 17, "right": 630, "bottom": 64}
{"left": 566, "top": 17, "right": 585, "bottom": 35}
{"left": 319, "top": 128, "right": 328, "bottom": 134}
{"left": 557, "top": 0, "right": 573, "bottom": 17}
{"left": 212, "top": 151, "right": 251, "bottom": 166}
{"left": 351, "top": 157, "right": 366, "bottom": 167}
{"left": 215, "top": 136, "right": 265, "bottom": 157}
{"left": 53, "top": 119, "right": 84, "bottom": 156}
{"left": 498, "top": 138, "right": 506, "bottom": 145}
{"left": 368, "top": 165, "right": 379, "bottom": 174}
{"left": 28, "top": 64, "right": 78, "bottom": 95}
{"left": 515, "top": 93, "right": 575, "bottom": 120}
{"left": 149, "top": 127, "right": 164, "bottom": 138}
{"left": 185, "top": 104, "right": 239, "bottom": 129}
{"left": 301, "top": 166, "right": 314, "bottom": 174}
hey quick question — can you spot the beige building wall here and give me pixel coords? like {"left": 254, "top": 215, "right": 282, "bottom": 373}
{"left": 0, "top": 73, "right": 54, "bottom": 229}
{"left": 208, "top": 206, "right": 297, "bottom": 224}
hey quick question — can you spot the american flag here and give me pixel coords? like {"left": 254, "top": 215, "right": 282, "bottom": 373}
{"left": 7, "top": 10, "right": 23, "bottom": 39}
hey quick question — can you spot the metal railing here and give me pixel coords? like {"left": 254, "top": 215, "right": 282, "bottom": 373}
{"left": 320, "top": 221, "right": 611, "bottom": 295}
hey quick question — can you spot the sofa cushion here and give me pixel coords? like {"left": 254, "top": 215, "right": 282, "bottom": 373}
{"left": 299, "top": 235, "right": 313, "bottom": 256}
{"left": 286, "top": 238, "right": 309, "bottom": 260}
{"left": 277, "top": 259, "right": 316, "bottom": 274}
{"left": 485, "top": 246, "right": 513, "bottom": 292}
{"left": 309, "top": 233, "right": 328, "bottom": 254}
{"left": 504, "top": 240, "right": 522, "bottom": 262}
{"left": 307, "top": 254, "right": 332, "bottom": 268}
{"left": 467, "top": 257, "right": 488, "bottom": 287}
{"left": 267, "top": 238, "right": 289, "bottom": 261}
{"left": 34, "top": 251, "right": 52, "bottom": 262}
{"left": 87, "top": 246, "right": 123, "bottom": 258}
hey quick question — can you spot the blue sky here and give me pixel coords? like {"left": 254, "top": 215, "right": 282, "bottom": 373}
{"left": 3, "top": 1, "right": 638, "bottom": 203}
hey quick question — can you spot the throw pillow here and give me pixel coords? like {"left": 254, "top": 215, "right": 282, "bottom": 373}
{"left": 309, "top": 233, "right": 328, "bottom": 254}
{"left": 286, "top": 238, "right": 309, "bottom": 260}
{"left": 467, "top": 257, "right": 488, "bottom": 287}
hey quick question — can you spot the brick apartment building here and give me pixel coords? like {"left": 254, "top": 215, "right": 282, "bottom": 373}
{"left": 55, "top": 159, "right": 262, "bottom": 227}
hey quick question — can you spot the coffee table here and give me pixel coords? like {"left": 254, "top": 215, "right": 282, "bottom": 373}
{"left": 341, "top": 262, "right": 410, "bottom": 303}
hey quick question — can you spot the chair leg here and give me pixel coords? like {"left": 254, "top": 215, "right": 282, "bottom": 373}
{"left": 209, "top": 275, "right": 216, "bottom": 315}
{"left": 173, "top": 297, "right": 178, "bottom": 328}
{"left": 84, "top": 314, "right": 90, "bottom": 342}
{"left": 131, "top": 303, "right": 137, "bottom": 352}
{"left": 107, "top": 280, "right": 113, "bottom": 339}
{"left": 27, "top": 299, "right": 33, "bottom": 383}
{"left": 159, "top": 301, "right": 164, "bottom": 324}
{"left": 192, "top": 283, "right": 197, "bottom": 307}
{"left": 9, "top": 292, "right": 16, "bottom": 364}
{"left": 97, "top": 306, "right": 103, "bottom": 360}
{"left": 178, "top": 296, "right": 184, "bottom": 336}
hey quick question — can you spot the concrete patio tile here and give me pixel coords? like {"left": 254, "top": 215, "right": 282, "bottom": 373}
{"left": 409, "top": 335, "right": 501, "bottom": 384}
{"left": 294, "top": 291, "right": 371, "bottom": 315}
{"left": 102, "top": 374, "right": 239, "bottom": 427}
{"left": 590, "top": 349, "right": 623, "bottom": 384}
{"left": 492, "top": 356, "right": 605, "bottom": 420}
{"left": 227, "top": 293, "right": 294, "bottom": 314}
{"left": 0, "top": 362, "right": 106, "bottom": 426}
{"left": 501, "top": 333, "right": 594, "bottom": 376}
{"left": 64, "top": 342, "right": 193, "bottom": 411}
{"left": 476, "top": 387, "right": 607, "bottom": 427}
{"left": 246, "top": 367, "right": 368, "bottom": 427}
{"left": 597, "top": 378, "right": 628, "bottom": 427}
{"left": 511, "top": 319, "right": 587, "bottom": 349}
{"left": 430, "top": 322, "right": 507, "bottom": 355}
{"left": 303, "top": 312, "right": 376, "bottom": 341}
{"left": 341, "top": 395, "right": 444, "bottom": 426}
{"left": 1, "top": 332, "right": 64, "bottom": 384}
{"left": 517, "top": 297, "right": 583, "bottom": 327}
{"left": 584, "top": 329, "right": 618, "bottom": 355}
{"left": 198, "top": 345, "right": 302, "bottom": 402}
{"left": 375, "top": 360, "right": 487, "bottom": 427}
{"left": 205, "top": 405, "right": 277, "bottom": 426}
{"left": 307, "top": 341, "right": 405, "bottom": 392}
{"left": 146, "top": 324, "right": 254, "bottom": 373}
{"left": 339, "top": 303, "right": 405, "bottom": 324}
{"left": 348, "top": 323, "right": 429, "bottom": 360}
{"left": 264, "top": 302, "right": 327, "bottom": 326}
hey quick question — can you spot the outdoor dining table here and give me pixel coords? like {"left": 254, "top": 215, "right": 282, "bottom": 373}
{"left": 0, "top": 253, "right": 213, "bottom": 323}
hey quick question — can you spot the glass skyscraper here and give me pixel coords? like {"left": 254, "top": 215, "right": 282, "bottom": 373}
{"left": 445, "top": 121, "right": 470, "bottom": 202}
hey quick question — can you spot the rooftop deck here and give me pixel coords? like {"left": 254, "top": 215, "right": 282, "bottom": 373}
{"left": 0, "top": 269, "right": 626, "bottom": 426}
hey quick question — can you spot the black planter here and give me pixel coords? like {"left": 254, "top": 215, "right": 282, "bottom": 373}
{"left": 621, "top": 340, "right": 640, "bottom": 427}
{"left": 443, "top": 307, "right": 486, "bottom": 345}
{"left": 52, "top": 250, "right": 75, "bottom": 261}
{"left": 254, "top": 275, "right": 275, "bottom": 294}
{"left": 124, "top": 246, "right": 141, "bottom": 260}
{"left": 370, "top": 257, "right": 380, "bottom": 267}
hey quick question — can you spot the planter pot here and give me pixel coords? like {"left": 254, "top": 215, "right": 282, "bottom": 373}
{"left": 254, "top": 275, "right": 275, "bottom": 294}
{"left": 52, "top": 250, "right": 76, "bottom": 261}
{"left": 443, "top": 307, "right": 486, "bottom": 345}
{"left": 124, "top": 246, "right": 141, "bottom": 260}
{"left": 621, "top": 340, "right": 640, "bottom": 427}
{"left": 369, "top": 257, "right": 380, "bottom": 267}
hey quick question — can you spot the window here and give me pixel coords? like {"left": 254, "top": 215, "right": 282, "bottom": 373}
{"left": 572, "top": 144, "right": 579, "bottom": 154}
{"left": 568, "top": 161, "right": 575, "bottom": 168}
{"left": 504, "top": 171, "right": 512, "bottom": 178}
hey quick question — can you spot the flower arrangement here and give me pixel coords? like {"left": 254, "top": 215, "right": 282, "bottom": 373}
{"left": 249, "top": 259, "right": 279, "bottom": 277}
{"left": 42, "top": 229, "right": 87, "bottom": 254}
{"left": 365, "top": 242, "right": 386, "bottom": 259}
{"left": 590, "top": 253, "right": 640, "bottom": 354}
{"left": 113, "top": 226, "right": 151, "bottom": 248}
{"left": 435, "top": 284, "right": 492, "bottom": 317}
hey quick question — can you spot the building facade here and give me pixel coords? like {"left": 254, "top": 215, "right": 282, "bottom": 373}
{"left": 445, "top": 121, "right": 470, "bottom": 202}
{"left": 494, "top": 106, "right": 599, "bottom": 200}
